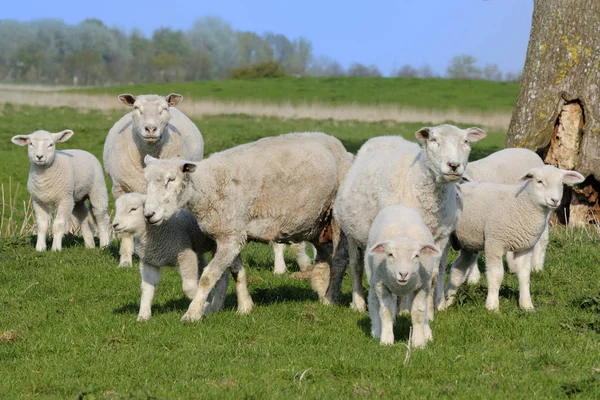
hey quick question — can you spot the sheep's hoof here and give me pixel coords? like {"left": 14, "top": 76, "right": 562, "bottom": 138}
{"left": 485, "top": 304, "right": 500, "bottom": 312}
{"left": 51, "top": 246, "right": 62, "bottom": 252}
{"left": 137, "top": 314, "right": 151, "bottom": 322}
{"left": 35, "top": 246, "right": 47, "bottom": 252}
{"left": 411, "top": 337, "right": 427, "bottom": 349}
{"left": 273, "top": 268, "right": 287, "bottom": 276}
{"left": 520, "top": 303, "right": 535, "bottom": 312}
{"left": 180, "top": 311, "right": 203, "bottom": 323}
{"left": 118, "top": 260, "right": 132, "bottom": 268}
{"left": 237, "top": 302, "right": 254, "bottom": 315}
{"left": 350, "top": 298, "right": 367, "bottom": 313}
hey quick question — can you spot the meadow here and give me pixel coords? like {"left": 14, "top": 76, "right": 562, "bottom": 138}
{"left": 1, "top": 91, "right": 599, "bottom": 398}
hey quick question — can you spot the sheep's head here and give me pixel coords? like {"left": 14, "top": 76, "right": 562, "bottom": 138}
{"left": 368, "top": 238, "right": 440, "bottom": 289}
{"left": 415, "top": 124, "right": 486, "bottom": 183}
{"left": 143, "top": 155, "right": 196, "bottom": 226}
{"left": 113, "top": 193, "right": 147, "bottom": 235}
{"left": 119, "top": 93, "right": 183, "bottom": 143}
{"left": 520, "top": 165, "right": 585, "bottom": 210}
{"left": 11, "top": 129, "right": 74, "bottom": 167}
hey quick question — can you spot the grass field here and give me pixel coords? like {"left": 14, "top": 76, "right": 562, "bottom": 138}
{"left": 1, "top": 101, "right": 599, "bottom": 399}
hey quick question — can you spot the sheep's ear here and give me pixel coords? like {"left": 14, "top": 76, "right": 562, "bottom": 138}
{"left": 51, "top": 130, "right": 74, "bottom": 143}
{"left": 415, "top": 127, "right": 431, "bottom": 142}
{"left": 119, "top": 94, "right": 136, "bottom": 107}
{"left": 369, "top": 240, "right": 394, "bottom": 255}
{"left": 144, "top": 154, "right": 158, "bottom": 166}
{"left": 519, "top": 169, "right": 536, "bottom": 182}
{"left": 466, "top": 127, "right": 487, "bottom": 143}
{"left": 182, "top": 163, "right": 196, "bottom": 174}
{"left": 11, "top": 135, "right": 30, "bottom": 146}
{"left": 561, "top": 169, "right": 585, "bottom": 185}
{"left": 166, "top": 93, "right": 183, "bottom": 107}
{"left": 419, "top": 244, "right": 441, "bottom": 257}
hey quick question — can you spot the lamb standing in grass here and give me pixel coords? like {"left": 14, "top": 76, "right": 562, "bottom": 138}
{"left": 445, "top": 166, "right": 584, "bottom": 311}
{"left": 331, "top": 124, "right": 486, "bottom": 315}
{"left": 367, "top": 205, "right": 440, "bottom": 347}
{"left": 142, "top": 132, "right": 353, "bottom": 322}
{"left": 103, "top": 93, "right": 204, "bottom": 267}
{"left": 112, "top": 193, "right": 228, "bottom": 320}
{"left": 12, "top": 130, "right": 110, "bottom": 251}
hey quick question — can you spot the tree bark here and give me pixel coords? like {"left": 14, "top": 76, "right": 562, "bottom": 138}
{"left": 506, "top": 0, "right": 600, "bottom": 226}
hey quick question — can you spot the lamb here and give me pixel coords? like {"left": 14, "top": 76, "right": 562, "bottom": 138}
{"left": 461, "top": 148, "right": 547, "bottom": 284}
{"left": 331, "top": 124, "right": 486, "bottom": 316}
{"left": 142, "top": 131, "right": 353, "bottom": 322}
{"left": 112, "top": 193, "right": 229, "bottom": 321}
{"left": 367, "top": 205, "right": 440, "bottom": 347}
{"left": 103, "top": 93, "right": 204, "bottom": 267}
{"left": 11, "top": 130, "right": 110, "bottom": 251}
{"left": 272, "top": 242, "right": 314, "bottom": 275}
{"left": 445, "top": 166, "right": 584, "bottom": 311}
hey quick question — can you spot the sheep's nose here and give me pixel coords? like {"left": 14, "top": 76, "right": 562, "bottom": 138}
{"left": 447, "top": 162, "right": 460, "bottom": 172}
{"left": 144, "top": 211, "right": 155, "bottom": 220}
{"left": 399, "top": 272, "right": 408, "bottom": 280}
{"left": 36, "top": 155, "right": 43, "bottom": 160}
{"left": 145, "top": 125, "right": 157, "bottom": 134}
{"left": 551, "top": 198, "right": 559, "bottom": 206}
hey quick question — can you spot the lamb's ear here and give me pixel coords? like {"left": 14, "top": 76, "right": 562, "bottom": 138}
{"left": 519, "top": 169, "right": 536, "bottom": 182}
{"left": 369, "top": 240, "right": 394, "bottom": 255}
{"left": 561, "top": 169, "right": 585, "bottom": 185}
{"left": 51, "top": 130, "right": 74, "bottom": 143}
{"left": 181, "top": 162, "right": 196, "bottom": 174}
{"left": 466, "top": 127, "right": 487, "bottom": 143}
{"left": 118, "top": 94, "right": 136, "bottom": 107}
{"left": 11, "top": 135, "right": 30, "bottom": 146}
{"left": 166, "top": 93, "right": 183, "bottom": 107}
{"left": 415, "top": 127, "right": 432, "bottom": 142}
{"left": 144, "top": 154, "right": 158, "bottom": 166}
{"left": 419, "top": 244, "right": 441, "bottom": 257}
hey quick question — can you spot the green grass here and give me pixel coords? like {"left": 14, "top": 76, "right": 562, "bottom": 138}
{"left": 73, "top": 77, "right": 520, "bottom": 113}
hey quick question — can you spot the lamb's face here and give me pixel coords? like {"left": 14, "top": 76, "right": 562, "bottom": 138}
{"left": 118, "top": 93, "right": 183, "bottom": 143}
{"left": 521, "top": 166, "right": 585, "bottom": 210}
{"left": 11, "top": 130, "right": 74, "bottom": 167}
{"left": 112, "top": 193, "right": 146, "bottom": 234}
{"left": 416, "top": 125, "right": 486, "bottom": 183}
{"left": 143, "top": 156, "right": 196, "bottom": 226}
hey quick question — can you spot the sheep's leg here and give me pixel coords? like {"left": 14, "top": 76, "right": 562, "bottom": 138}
{"left": 514, "top": 249, "right": 535, "bottom": 311}
{"left": 33, "top": 201, "right": 50, "bottom": 251}
{"left": 292, "top": 242, "right": 313, "bottom": 272}
{"left": 182, "top": 238, "right": 242, "bottom": 322}
{"left": 138, "top": 262, "right": 161, "bottom": 321}
{"left": 484, "top": 243, "right": 504, "bottom": 311}
{"left": 445, "top": 250, "right": 480, "bottom": 307}
{"left": 397, "top": 293, "right": 414, "bottom": 315}
{"left": 313, "top": 240, "right": 335, "bottom": 304}
{"left": 411, "top": 286, "right": 431, "bottom": 348}
{"left": 506, "top": 251, "right": 517, "bottom": 273}
{"left": 118, "top": 234, "right": 134, "bottom": 267}
{"left": 465, "top": 257, "right": 481, "bottom": 284}
{"left": 378, "top": 289, "right": 397, "bottom": 345}
{"left": 51, "top": 199, "right": 74, "bottom": 251}
{"left": 272, "top": 243, "right": 286, "bottom": 275}
{"left": 72, "top": 201, "right": 95, "bottom": 248}
{"left": 178, "top": 249, "right": 200, "bottom": 300}
{"left": 432, "top": 240, "right": 450, "bottom": 312}
{"left": 205, "top": 272, "right": 230, "bottom": 315}
{"left": 532, "top": 225, "right": 549, "bottom": 272}
{"left": 88, "top": 197, "right": 110, "bottom": 248}
{"left": 349, "top": 238, "right": 366, "bottom": 312}
{"left": 230, "top": 255, "right": 253, "bottom": 314}
{"left": 368, "top": 283, "right": 382, "bottom": 340}
{"left": 323, "top": 223, "right": 346, "bottom": 305}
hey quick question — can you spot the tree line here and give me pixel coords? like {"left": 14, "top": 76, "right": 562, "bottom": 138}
{"left": 0, "top": 17, "right": 521, "bottom": 85}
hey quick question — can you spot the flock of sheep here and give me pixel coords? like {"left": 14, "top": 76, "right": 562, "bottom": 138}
{"left": 11, "top": 93, "right": 585, "bottom": 348}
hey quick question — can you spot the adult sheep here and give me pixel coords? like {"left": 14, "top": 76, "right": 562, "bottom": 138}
{"left": 331, "top": 124, "right": 486, "bottom": 317}
{"left": 142, "top": 132, "right": 353, "bottom": 322}
{"left": 103, "top": 93, "right": 204, "bottom": 267}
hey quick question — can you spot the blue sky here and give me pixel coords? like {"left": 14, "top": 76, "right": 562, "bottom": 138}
{"left": 3, "top": 0, "right": 533, "bottom": 76}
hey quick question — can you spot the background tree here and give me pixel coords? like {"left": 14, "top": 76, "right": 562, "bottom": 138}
{"left": 482, "top": 63, "right": 502, "bottom": 81}
{"left": 394, "top": 64, "right": 418, "bottom": 78}
{"left": 347, "top": 62, "right": 382, "bottom": 77}
{"left": 505, "top": 0, "right": 600, "bottom": 226}
{"left": 446, "top": 54, "right": 481, "bottom": 79}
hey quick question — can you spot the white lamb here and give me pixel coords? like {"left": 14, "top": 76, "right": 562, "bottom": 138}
{"left": 445, "top": 166, "right": 584, "bottom": 311}
{"left": 367, "top": 205, "right": 440, "bottom": 347}
{"left": 112, "top": 193, "right": 229, "bottom": 321}
{"left": 142, "top": 132, "right": 353, "bottom": 322}
{"left": 332, "top": 124, "right": 486, "bottom": 316}
{"left": 103, "top": 93, "right": 204, "bottom": 267}
{"left": 461, "top": 148, "right": 547, "bottom": 284}
{"left": 11, "top": 130, "right": 110, "bottom": 251}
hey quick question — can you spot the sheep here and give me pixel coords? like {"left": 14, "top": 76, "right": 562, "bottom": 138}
{"left": 272, "top": 242, "right": 314, "bottom": 275}
{"left": 461, "top": 148, "right": 547, "bottom": 284}
{"left": 112, "top": 193, "right": 229, "bottom": 321}
{"left": 366, "top": 205, "right": 441, "bottom": 347}
{"left": 103, "top": 93, "right": 204, "bottom": 267}
{"left": 445, "top": 166, "right": 584, "bottom": 311}
{"left": 142, "top": 131, "right": 353, "bottom": 322}
{"left": 331, "top": 124, "right": 486, "bottom": 316}
{"left": 11, "top": 130, "right": 110, "bottom": 251}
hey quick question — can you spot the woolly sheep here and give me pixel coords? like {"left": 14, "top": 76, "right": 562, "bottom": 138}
{"left": 332, "top": 124, "right": 486, "bottom": 315}
{"left": 272, "top": 242, "right": 314, "bottom": 275}
{"left": 367, "top": 205, "right": 441, "bottom": 347}
{"left": 112, "top": 193, "right": 228, "bottom": 321}
{"left": 461, "top": 148, "right": 547, "bottom": 284}
{"left": 103, "top": 93, "right": 204, "bottom": 267}
{"left": 11, "top": 130, "right": 110, "bottom": 251}
{"left": 445, "top": 166, "right": 584, "bottom": 311}
{"left": 142, "top": 132, "right": 353, "bottom": 322}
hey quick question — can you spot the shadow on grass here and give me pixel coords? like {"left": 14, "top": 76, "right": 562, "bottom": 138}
{"left": 356, "top": 314, "right": 413, "bottom": 343}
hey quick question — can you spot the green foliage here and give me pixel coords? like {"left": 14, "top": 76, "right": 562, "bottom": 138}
{"left": 229, "top": 61, "right": 288, "bottom": 79}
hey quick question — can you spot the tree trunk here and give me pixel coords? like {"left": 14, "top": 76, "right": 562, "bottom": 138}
{"left": 506, "top": 0, "right": 600, "bottom": 226}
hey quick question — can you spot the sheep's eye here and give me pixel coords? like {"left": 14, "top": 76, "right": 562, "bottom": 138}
{"left": 537, "top": 180, "right": 543, "bottom": 184}
{"left": 463, "top": 139, "right": 469, "bottom": 145}
{"left": 387, "top": 253, "right": 394, "bottom": 258}
{"left": 129, "top": 207, "right": 138, "bottom": 212}
{"left": 48, "top": 143, "right": 54, "bottom": 148}
{"left": 430, "top": 138, "right": 437, "bottom": 143}
{"left": 414, "top": 254, "right": 420, "bottom": 258}
{"left": 166, "top": 177, "right": 175, "bottom": 187}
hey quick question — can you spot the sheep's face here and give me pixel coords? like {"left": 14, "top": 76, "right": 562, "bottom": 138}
{"left": 11, "top": 130, "right": 74, "bottom": 167}
{"left": 368, "top": 238, "right": 440, "bottom": 290}
{"left": 520, "top": 166, "right": 585, "bottom": 210}
{"left": 416, "top": 125, "right": 486, "bottom": 183}
{"left": 143, "top": 156, "right": 195, "bottom": 226}
{"left": 112, "top": 193, "right": 146, "bottom": 234}
{"left": 119, "top": 93, "right": 183, "bottom": 143}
